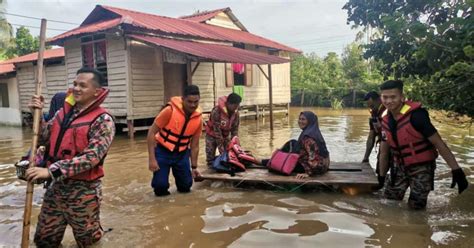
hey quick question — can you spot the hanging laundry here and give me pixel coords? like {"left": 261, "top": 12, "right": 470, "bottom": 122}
{"left": 232, "top": 63, "right": 245, "bottom": 74}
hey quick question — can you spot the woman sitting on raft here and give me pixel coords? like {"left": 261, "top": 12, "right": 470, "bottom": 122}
{"left": 293, "top": 111, "right": 330, "bottom": 179}
{"left": 263, "top": 111, "right": 330, "bottom": 179}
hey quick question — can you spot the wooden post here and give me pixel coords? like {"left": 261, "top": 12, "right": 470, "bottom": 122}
{"left": 22, "top": 18, "right": 47, "bottom": 248}
{"left": 127, "top": 119, "right": 135, "bottom": 139}
{"left": 186, "top": 61, "right": 192, "bottom": 85}
{"left": 267, "top": 64, "right": 274, "bottom": 130}
{"left": 212, "top": 62, "right": 217, "bottom": 106}
{"left": 255, "top": 104, "right": 259, "bottom": 120}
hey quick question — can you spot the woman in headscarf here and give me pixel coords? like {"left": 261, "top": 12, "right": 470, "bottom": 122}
{"left": 293, "top": 111, "right": 330, "bottom": 179}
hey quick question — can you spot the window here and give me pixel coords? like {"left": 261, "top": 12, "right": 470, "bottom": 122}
{"left": 81, "top": 34, "right": 108, "bottom": 85}
{"left": 0, "top": 84, "right": 9, "bottom": 107}
{"left": 225, "top": 44, "right": 253, "bottom": 87}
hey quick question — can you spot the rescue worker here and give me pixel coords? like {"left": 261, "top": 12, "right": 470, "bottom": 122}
{"left": 378, "top": 80, "right": 469, "bottom": 210}
{"left": 205, "top": 93, "right": 242, "bottom": 167}
{"left": 362, "top": 91, "right": 387, "bottom": 188}
{"left": 26, "top": 68, "right": 115, "bottom": 247}
{"left": 147, "top": 85, "right": 203, "bottom": 196}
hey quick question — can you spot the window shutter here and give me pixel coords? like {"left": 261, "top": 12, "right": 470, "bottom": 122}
{"left": 225, "top": 63, "right": 234, "bottom": 87}
{"left": 244, "top": 64, "right": 253, "bottom": 86}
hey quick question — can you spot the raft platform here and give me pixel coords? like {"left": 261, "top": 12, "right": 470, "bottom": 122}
{"left": 198, "top": 162, "right": 378, "bottom": 188}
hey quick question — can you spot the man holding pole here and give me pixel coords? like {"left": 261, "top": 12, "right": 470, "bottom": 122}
{"left": 26, "top": 68, "right": 115, "bottom": 247}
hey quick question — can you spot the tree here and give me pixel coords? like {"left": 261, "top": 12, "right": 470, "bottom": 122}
{"left": 343, "top": 0, "right": 474, "bottom": 117}
{"left": 5, "top": 26, "right": 40, "bottom": 58}
{"left": 0, "top": 0, "right": 14, "bottom": 59}
{"left": 342, "top": 43, "right": 368, "bottom": 106}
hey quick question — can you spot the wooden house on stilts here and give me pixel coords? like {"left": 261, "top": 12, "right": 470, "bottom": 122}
{"left": 47, "top": 5, "right": 300, "bottom": 137}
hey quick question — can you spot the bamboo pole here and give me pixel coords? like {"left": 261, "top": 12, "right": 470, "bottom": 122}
{"left": 21, "top": 18, "right": 47, "bottom": 248}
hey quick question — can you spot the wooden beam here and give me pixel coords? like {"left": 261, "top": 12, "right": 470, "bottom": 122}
{"left": 268, "top": 64, "right": 274, "bottom": 130}
{"left": 191, "top": 62, "right": 200, "bottom": 77}
{"left": 186, "top": 61, "right": 192, "bottom": 85}
{"left": 127, "top": 120, "right": 135, "bottom": 139}
{"left": 257, "top": 64, "right": 269, "bottom": 81}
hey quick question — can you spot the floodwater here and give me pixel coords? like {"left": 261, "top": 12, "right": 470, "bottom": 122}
{"left": 1, "top": 107, "right": 473, "bottom": 247}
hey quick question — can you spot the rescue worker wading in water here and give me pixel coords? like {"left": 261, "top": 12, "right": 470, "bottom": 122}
{"left": 378, "top": 80, "right": 469, "bottom": 210}
{"left": 26, "top": 68, "right": 115, "bottom": 247}
{"left": 362, "top": 91, "right": 388, "bottom": 189}
{"left": 205, "top": 93, "right": 242, "bottom": 167}
{"left": 147, "top": 85, "right": 203, "bottom": 196}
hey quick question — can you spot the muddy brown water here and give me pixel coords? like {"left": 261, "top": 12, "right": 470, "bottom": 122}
{"left": 1, "top": 107, "right": 473, "bottom": 247}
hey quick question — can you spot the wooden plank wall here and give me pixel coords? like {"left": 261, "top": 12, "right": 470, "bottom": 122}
{"left": 63, "top": 35, "right": 128, "bottom": 117}
{"left": 44, "top": 64, "right": 68, "bottom": 109}
{"left": 190, "top": 62, "right": 216, "bottom": 112}
{"left": 205, "top": 12, "right": 241, "bottom": 30}
{"left": 128, "top": 42, "right": 164, "bottom": 119}
{"left": 16, "top": 64, "right": 48, "bottom": 112}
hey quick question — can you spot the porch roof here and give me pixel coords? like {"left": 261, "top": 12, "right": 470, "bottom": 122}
{"left": 128, "top": 34, "right": 290, "bottom": 64}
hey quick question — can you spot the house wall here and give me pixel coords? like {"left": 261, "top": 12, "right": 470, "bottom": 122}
{"left": 128, "top": 41, "right": 164, "bottom": 119}
{"left": 16, "top": 63, "right": 48, "bottom": 112}
{"left": 63, "top": 34, "right": 128, "bottom": 117}
{"left": 0, "top": 76, "right": 21, "bottom": 125}
{"left": 205, "top": 12, "right": 241, "bottom": 30}
{"left": 6, "top": 76, "right": 20, "bottom": 109}
{"left": 191, "top": 48, "right": 291, "bottom": 112}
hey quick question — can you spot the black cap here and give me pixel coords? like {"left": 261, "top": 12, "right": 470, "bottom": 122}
{"left": 363, "top": 91, "right": 380, "bottom": 101}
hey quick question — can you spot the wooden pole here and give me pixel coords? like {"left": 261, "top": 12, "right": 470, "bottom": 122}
{"left": 212, "top": 62, "right": 217, "bottom": 106}
{"left": 267, "top": 64, "right": 274, "bottom": 130}
{"left": 21, "top": 18, "right": 47, "bottom": 248}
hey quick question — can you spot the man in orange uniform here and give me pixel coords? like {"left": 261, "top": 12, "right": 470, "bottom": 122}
{"left": 147, "top": 85, "right": 203, "bottom": 196}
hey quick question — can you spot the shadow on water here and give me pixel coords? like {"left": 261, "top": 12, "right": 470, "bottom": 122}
{"left": 0, "top": 107, "right": 473, "bottom": 247}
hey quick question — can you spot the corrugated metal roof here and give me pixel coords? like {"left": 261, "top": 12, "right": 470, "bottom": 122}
{"left": 47, "top": 18, "right": 122, "bottom": 43}
{"left": 0, "top": 63, "right": 15, "bottom": 75}
{"left": 0, "top": 48, "right": 65, "bottom": 75}
{"left": 129, "top": 34, "right": 289, "bottom": 64}
{"left": 49, "top": 5, "right": 300, "bottom": 53}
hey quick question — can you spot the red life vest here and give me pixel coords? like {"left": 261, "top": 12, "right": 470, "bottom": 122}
{"left": 381, "top": 101, "right": 438, "bottom": 166}
{"left": 205, "top": 96, "right": 238, "bottom": 138}
{"left": 48, "top": 88, "right": 110, "bottom": 181}
{"left": 155, "top": 97, "right": 202, "bottom": 152}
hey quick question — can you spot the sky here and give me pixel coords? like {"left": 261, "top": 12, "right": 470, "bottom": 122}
{"left": 1, "top": 0, "right": 361, "bottom": 57}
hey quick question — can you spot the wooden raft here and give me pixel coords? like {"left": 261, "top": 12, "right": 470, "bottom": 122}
{"left": 198, "top": 162, "right": 378, "bottom": 187}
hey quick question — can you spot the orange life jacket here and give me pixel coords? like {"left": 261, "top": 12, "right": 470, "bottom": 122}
{"left": 48, "top": 88, "right": 110, "bottom": 181}
{"left": 205, "top": 96, "right": 238, "bottom": 138}
{"left": 155, "top": 96, "right": 202, "bottom": 152}
{"left": 381, "top": 101, "right": 438, "bottom": 166}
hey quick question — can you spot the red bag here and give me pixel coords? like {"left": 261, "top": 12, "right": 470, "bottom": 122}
{"left": 267, "top": 150, "right": 299, "bottom": 175}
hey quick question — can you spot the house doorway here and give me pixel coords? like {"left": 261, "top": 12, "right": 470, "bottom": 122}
{"left": 163, "top": 62, "right": 187, "bottom": 104}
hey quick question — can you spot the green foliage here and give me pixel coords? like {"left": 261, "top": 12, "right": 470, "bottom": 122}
{"left": 343, "top": 0, "right": 474, "bottom": 117}
{"left": 291, "top": 42, "right": 383, "bottom": 107}
{"left": 4, "top": 26, "right": 40, "bottom": 58}
{"left": 330, "top": 98, "right": 344, "bottom": 110}
{"left": 0, "top": 0, "right": 14, "bottom": 59}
